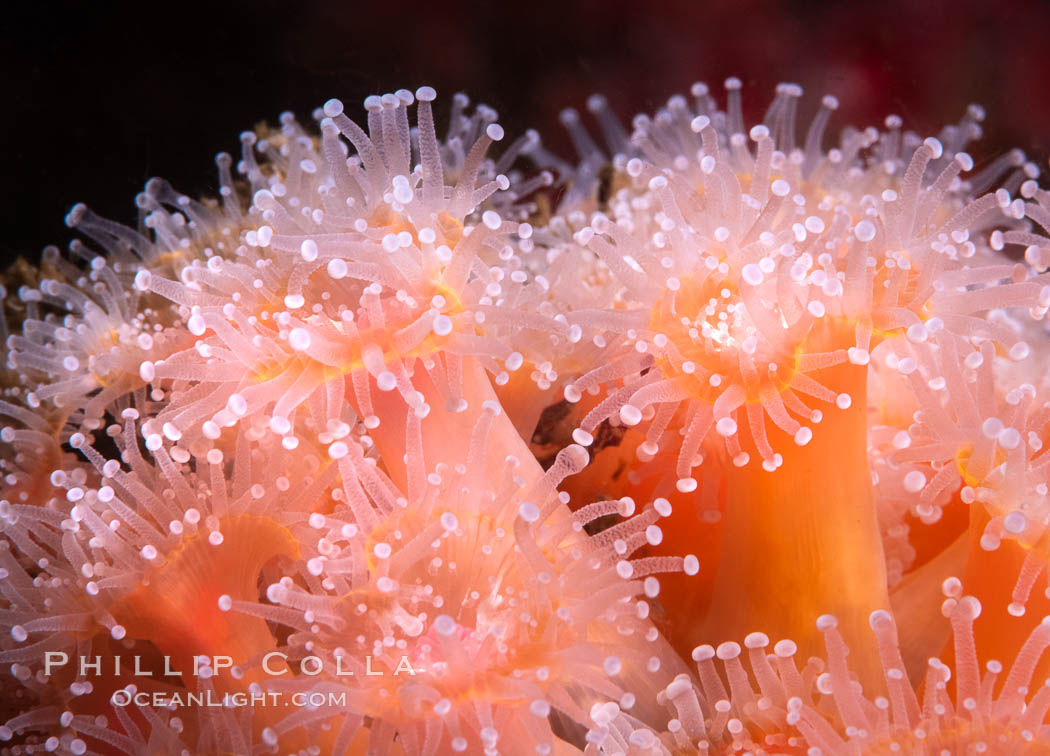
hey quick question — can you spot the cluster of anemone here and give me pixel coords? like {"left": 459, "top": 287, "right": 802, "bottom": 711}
{"left": 2, "top": 77, "right": 1050, "bottom": 755}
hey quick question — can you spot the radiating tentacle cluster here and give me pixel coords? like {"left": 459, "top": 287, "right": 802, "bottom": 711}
{"left": 2, "top": 78, "right": 1050, "bottom": 755}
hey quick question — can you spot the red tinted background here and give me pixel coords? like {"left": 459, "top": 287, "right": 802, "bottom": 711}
{"left": 3, "top": 0, "right": 1049, "bottom": 265}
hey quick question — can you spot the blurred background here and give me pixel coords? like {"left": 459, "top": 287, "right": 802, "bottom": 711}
{"left": 4, "top": 0, "right": 1050, "bottom": 266}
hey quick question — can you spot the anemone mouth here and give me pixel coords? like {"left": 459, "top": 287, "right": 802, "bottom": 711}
{"left": 112, "top": 515, "right": 300, "bottom": 666}
{"left": 647, "top": 275, "right": 803, "bottom": 405}
{"left": 362, "top": 205, "right": 467, "bottom": 247}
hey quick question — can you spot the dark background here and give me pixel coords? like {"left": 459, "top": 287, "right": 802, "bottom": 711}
{"left": 4, "top": 0, "right": 1050, "bottom": 268}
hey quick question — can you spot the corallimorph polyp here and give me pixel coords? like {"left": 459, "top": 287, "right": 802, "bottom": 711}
{"left": 2, "top": 79, "right": 1050, "bottom": 755}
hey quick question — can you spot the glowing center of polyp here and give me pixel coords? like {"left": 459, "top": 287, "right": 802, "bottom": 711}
{"left": 411, "top": 618, "right": 486, "bottom": 675}
{"left": 650, "top": 276, "right": 792, "bottom": 399}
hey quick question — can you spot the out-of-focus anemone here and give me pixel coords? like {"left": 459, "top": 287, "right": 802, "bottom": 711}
{"left": 219, "top": 404, "right": 698, "bottom": 754}
{"left": 0, "top": 400, "right": 68, "bottom": 527}
{"left": 0, "top": 422, "right": 321, "bottom": 751}
{"left": 864, "top": 325, "right": 1050, "bottom": 686}
{"left": 4, "top": 244, "right": 190, "bottom": 434}
{"left": 585, "top": 582, "right": 1050, "bottom": 754}
{"left": 0, "top": 683, "right": 259, "bottom": 756}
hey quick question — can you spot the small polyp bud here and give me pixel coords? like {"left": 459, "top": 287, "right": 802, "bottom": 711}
{"left": 322, "top": 99, "right": 344, "bottom": 117}
{"left": 903, "top": 470, "right": 926, "bottom": 493}
{"left": 923, "top": 137, "right": 944, "bottom": 159}
{"left": 519, "top": 501, "right": 540, "bottom": 523}
{"left": 749, "top": 125, "right": 769, "bottom": 141}
{"left": 288, "top": 328, "right": 311, "bottom": 351}
{"left": 691, "top": 645, "right": 715, "bottom": 664}
{"left": 815, "top": 614, "right": 838, "bottom": 631}
{"left": 690, "top": 115, "right": 711, "bottom": 133}
{"left": 432, "top": 314, "right": 453, "bottom": 336}
{"left": 327, "top": 258, "right": 348, "bottom": 279}
{"left": 676, "top": 477, "right": 697, "bottom": 493}
{"left": 1004, "top": 511, "right": 1028, "bottom": 535}
{"left": 530, "top": 699, "right": 551, "bottom": 717}
{"left": 1009, "top": 342, "right": 1031, "bottom": 361}
{"left": 906, "top": 323, "right": 928, "bottom": 343}
{"left": 854, "top": 220, "right": 877, "bottom": 242}
{"left": 572, "top": 429, "right": 593, "bottom": 446}
{"left": 391, "top": 175, "right": 413, "bottom": 204}
{"left": 847, "top": 347, "right": 870, "bottom": 365}
{"left": 643, "top": 577, "right": 660, "bottom": 598}
{"left": 619, "top": 404, "right": 643, "bottom": 426}
{"left": 134, "top": 269, "right": 152, "bottom": 291}
{"left": 999, "top": 427, "right": 1021, "bottom": 450}
{"left": 478, "top": 211, "right": 502, "bottom": 232}
{"left": 716, "top": 641, "right": 741, "bottom": 661}
{"left": 742, "top": 263, "right": 763, "bottom": 286}
{"left": 715, "top": 417, "right": 737, "bottom": 437}
{"left": 227, "top": 393, "right": 247, "bottom": 416}
{"left": 982, "top": 417, "right": 1004, "bottom": 439}
{"left": 745, "top": 632, "right": 770, "bottom": 649}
